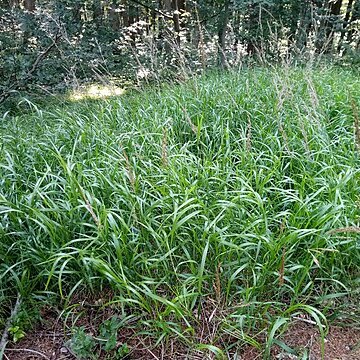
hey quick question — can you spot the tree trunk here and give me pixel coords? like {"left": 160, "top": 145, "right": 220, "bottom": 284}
{"left": 324, "top": 0, "right": 342, "bottom": 53}
{"left": 246, "top": 2, "right": 258, "bottom": 56}
{"left": 122, "top": 0, "right": 129, "bottom": 27}
{"left": 109, "top": 0, "right": 120, "bottom": 30}
{"left": 72, "top": 1, "right": 83, "bottom": 29}
{"left": 23, "top": 0, "right": 35, "bottom": 46}
{"left": 162, "top": 0, "right": 185, "bottom": 53}
{"left": 217, "top": 0, "right": 230, "bottom": 68}
{"left": 128, "top": 2, "right": 136, "bottom": 25}
{"left": 23, "top": 0, "right": 35, "bottom": 12}
{"left": 346, "top": 0, "right": 360, "bottom": 45}
{"left": 338, "top": 0, "right": 354, "bottom": 52}
{"left": 314, "top": 0, "right": 329, "bottom": 53}
{"left": 172, "top": 0, "right": 181, "bottom": 46}
{"left": 295, "top": 0, "right": 312, "bottom": 52}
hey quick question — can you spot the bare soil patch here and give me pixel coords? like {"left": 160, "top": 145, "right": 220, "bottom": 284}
{"left": 4, "top": 307, "right": 360, "bottom": 360}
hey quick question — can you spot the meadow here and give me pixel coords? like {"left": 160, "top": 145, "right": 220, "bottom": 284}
{"left": 1, "top": 66, "right": 360, "bottom": 359}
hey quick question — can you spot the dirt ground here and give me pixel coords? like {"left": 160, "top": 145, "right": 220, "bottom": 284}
{"left": 3, "top": 306, "right": 360, "bottom": 360}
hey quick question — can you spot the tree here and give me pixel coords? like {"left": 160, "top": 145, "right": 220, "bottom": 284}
{"left": 346, "top": 0, "right": 360, "bottom": 45}
{"left": 217, "top": 0, "right": 231, "bottom": 67}
{"left": 338, "top": 0, "right": 354, "bottom": 51}
{"left": 1, "top": 0, "right": 360, "bottom": 106}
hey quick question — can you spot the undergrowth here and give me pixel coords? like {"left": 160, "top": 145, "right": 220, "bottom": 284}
{"left": 1, "top": 65, "right": 360, "bottom": 358}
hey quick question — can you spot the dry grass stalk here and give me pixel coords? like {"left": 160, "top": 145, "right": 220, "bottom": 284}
{"left": 276, "top": 81, "right": 288, "bottom": 111}
{"left": 121, "top": 146, "right": 136, "bottom": 191}
{"left": 279, "top": 220, "right": 286, "bottom": 286}
{"left": 275, "top": 79, "right": 291, "bottom": 154}
{"left": 246, "top": 117, "right": 252, "bottom": 152}
{"left": 196, "top": 297, "right": 226, "bottom": 348}
{"left": 195, "top": 5, "right": 206, "bottom": 70}
{"left": 351, "top": 97, "right": 360, "bottom": 150}
{"left": 275, "top": 73, "right": 293, "bottom": 111}
{"left": 162, "top": 127, "right": 168, "bottom": 167}
{"left": 214, "top": 262, "right": 221, "bottom": 304}
{"left": 327, "top": 226, "right": 360, "bottom": 235}
{"left": 278, "top": 121, "right": 290, "bottom": 153}
{"left": 182, "top": 106, "right": 198, "bottom": 134}
{"left": 297, "top": 109, "right": 310, "bottom": 153}
{"left": 120, "top": 145, "right": 139, "bottom": 226}
{"left": 84, "top": 197, "right": 100, "bottom": 227}
{"left": 307, "top": 77, "right": 319, "bottom": 110}
{"left": 279, "top": 247, "right": 286, "bottom": 286}
{"left": 78, "top": 186, "right": 100, "bottom": 227}
{"left": 279, "top": 219, "right": 286, "bottom": 235}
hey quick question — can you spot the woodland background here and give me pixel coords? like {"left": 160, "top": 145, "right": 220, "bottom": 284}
{"left": 1, "top": 0, "right": 360, "bottom": 103}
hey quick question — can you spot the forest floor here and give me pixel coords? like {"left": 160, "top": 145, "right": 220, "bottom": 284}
{"left": 4, "top": 300, "right": 360, "bottom": 359}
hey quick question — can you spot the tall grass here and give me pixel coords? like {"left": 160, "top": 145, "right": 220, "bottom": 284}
{"left": 1, "top": 66, "right": 360, "bottom": 357}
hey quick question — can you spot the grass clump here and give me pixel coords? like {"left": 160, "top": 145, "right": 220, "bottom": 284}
{"left": 1, "top": 66, "right": 360, "bottom": 357}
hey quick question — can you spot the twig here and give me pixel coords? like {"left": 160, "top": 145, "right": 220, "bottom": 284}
{"left": 136, "top": 337, "right": 160, "bottom": 360}
{"left": 292, "top": 316, "right": 326, "bottom": 329}
{"left": 4, "top": 348, "right": 50, "bottom": 360}
{"left": 0, "top": 294, "right": 21, "bottom": 360}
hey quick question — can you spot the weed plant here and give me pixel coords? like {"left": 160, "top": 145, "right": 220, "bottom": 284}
{"left": 1, "top": 66, "right": 360, "bottom": 357}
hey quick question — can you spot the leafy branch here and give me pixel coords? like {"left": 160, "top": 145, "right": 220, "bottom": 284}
{"left": 0, "top": 31, "right": 62, "bottom": 105}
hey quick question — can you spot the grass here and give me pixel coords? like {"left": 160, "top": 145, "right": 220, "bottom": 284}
{"left": 1, "top": 65, "right": 360, "bottom": 358}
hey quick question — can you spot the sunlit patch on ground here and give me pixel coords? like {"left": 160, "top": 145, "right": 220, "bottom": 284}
{"left": 70, "top": 84, "right": 125, "bottom": 100}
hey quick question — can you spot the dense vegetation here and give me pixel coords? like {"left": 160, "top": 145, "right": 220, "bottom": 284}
{"left": 1, "top": 0, "right": 360, "bottom": 105}
{"left": 1, "top": 66, "right": 359, "bottom": 358}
